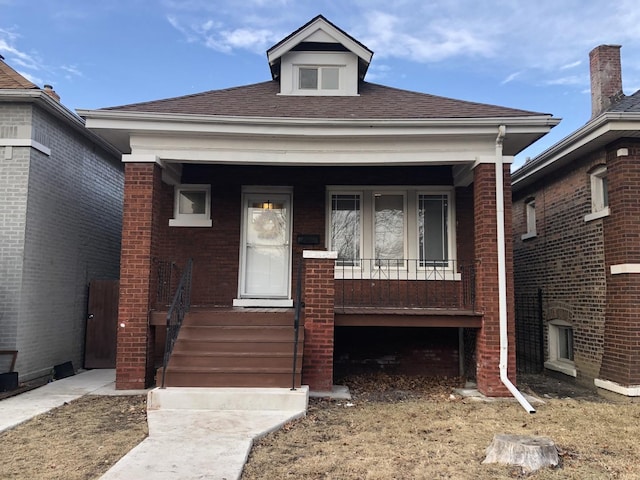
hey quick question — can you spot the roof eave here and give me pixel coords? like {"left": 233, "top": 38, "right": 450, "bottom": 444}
{"left": 0, "top": 89, "right": 123, "bottom": 158}
{"left": 513, "top": 111, "right": 640, "bottom": 191}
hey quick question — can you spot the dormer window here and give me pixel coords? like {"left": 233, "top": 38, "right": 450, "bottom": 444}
{"left": 299, "top": 66, "right": 339, "bottom": 90}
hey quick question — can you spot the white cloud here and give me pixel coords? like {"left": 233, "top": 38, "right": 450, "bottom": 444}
{"left": 502, "top": 72, "right": 522, "bottom": 85}
{"left": 61, "top": 65, "right": 83, "bottom": 78}
{"left": 167, "top": 15, "right": 279, "bottom": 54}
{"left": 560, "top": 60, "right": 582, "bottom": 70}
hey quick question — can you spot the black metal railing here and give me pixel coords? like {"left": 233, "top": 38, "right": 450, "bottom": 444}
{"left": 161, "top": 258, "right": 193, "bottom": 389}
{"left": 515, "top": 288, "right": 544, "bottom": 374}
{"left": 291, "top": 260, "right": 303, "bottom": 391}
{"left": 335, "top": 259, "right": 476, "bottom": 310}
{"left": 154, "top": 258, "right": 181, "bottom": 307}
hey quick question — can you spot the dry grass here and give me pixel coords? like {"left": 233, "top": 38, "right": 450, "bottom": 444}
{"left": 1, "top": 375, "right": 639, "bottom": 479}
{"left": 242, "top": 374, "right": 640, "bottom": 479}
{"left": 0, "top": 395, "right": 147, "bottom": 480}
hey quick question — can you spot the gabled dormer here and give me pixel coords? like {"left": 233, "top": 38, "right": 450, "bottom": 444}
{"left": 267, "top": 15, "right": 373, "bottom": 96}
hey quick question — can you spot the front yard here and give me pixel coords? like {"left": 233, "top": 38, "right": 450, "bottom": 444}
{"left": 242, "top": 374, "right": 640, "bottom": 479}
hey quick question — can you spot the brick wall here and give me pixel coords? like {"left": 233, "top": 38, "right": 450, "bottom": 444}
{"left": 513, "top": 151, "right": 607, "bottom": 386}
{"left": 474, "top": 163, "right": 515, "bottom": 396}
{"left": 600, "top": 141, "right": 640, "bottom": 386}
{"left": 0, "top": 104, "right": 30, "bottom": 369}
{"left": 302, "top": 255, "right": 335, "bottom": 391}
{"left": 117, "top": 162, "right": 161, "bottom": 389}
{"left": 0, "top": 103, "right": 123, "bottom": 381}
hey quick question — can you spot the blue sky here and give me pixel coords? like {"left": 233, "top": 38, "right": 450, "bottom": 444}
{"left": 2, "top": 0, "right": 640, "bottom": 167}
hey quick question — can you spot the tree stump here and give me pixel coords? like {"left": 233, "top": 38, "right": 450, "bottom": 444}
{"left": 482, "top": 434, "right": 559, "bottom": 472}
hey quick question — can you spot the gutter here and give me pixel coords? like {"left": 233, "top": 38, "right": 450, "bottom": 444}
{"left": 495, "top": 125, "right": 536, "bottom": 414}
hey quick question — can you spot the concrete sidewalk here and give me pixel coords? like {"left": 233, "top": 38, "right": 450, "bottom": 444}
{"left": 0, "top": 369, "right": 309, "bottom": 480}
{"left": 101, "top": 386, "right": 309, "bottom": 480}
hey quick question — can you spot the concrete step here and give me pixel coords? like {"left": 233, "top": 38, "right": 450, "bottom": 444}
{"left": 185, "top": 309, "right": 298, "bottom": 326}
{"left": 148, "top": 385, "right": 309, "bottom": 412}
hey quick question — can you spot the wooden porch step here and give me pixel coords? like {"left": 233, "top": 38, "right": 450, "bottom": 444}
{"left": 173, "top": 339, "right": 302, "bottom": 354}
{"left": 178, "top": 325, "right": 300, "bottom": 342}
{"left": 157, "top": 367, "right": 302, "bottom": 388}
{"left": 158, "top": 307, "right": 303, "bottom": 388}
{"left": 168, "top": 351, "right": 302, "bottom": 368}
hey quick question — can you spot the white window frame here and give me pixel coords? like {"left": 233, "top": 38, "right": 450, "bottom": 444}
{"left": 295, "top": 65, "right": 343, "bottom": 94}
{"left": 521, "top": 198, "right": 537, "bottom": 240}
{"left": 585, "top": 165, "right": 609, "bottom": 222}
{"left": 327, "top": 186, "right": 457, "bottom": 280}
{"left": 545, "top": 319, "right": 577, "bottom": 377}
{"left": 169, "top": 184, "right": 212, "bottom": 227}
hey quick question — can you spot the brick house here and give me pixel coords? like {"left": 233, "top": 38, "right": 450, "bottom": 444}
{"left": 80, "top": 16, "right": 557, "bottom": 399}
{"left": 0, "top": 57, "right": 123, "bottom": 382}
{"left": 512, "top": 45, "right": 640, "bottom": 397}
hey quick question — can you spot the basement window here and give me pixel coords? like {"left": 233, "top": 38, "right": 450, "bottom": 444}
{"left": 545, "top": 320, "right": 576, "bottom": 377}
{"left": 169, "top": 184, "right": 212, "bottom": 227}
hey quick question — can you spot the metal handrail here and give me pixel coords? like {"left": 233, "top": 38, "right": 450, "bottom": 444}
{"left": 160, "top": 258, "right": 193, "bottom": 389}
{"left": 291, "top": 259, "right": 303, "bottom": 391}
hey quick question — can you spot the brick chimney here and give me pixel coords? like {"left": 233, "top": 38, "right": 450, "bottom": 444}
{"left": 589, "top": 44, "right": 623, "bottom": 118}
{"left": 43, "top": 84, "right": 60, "bottom": 102}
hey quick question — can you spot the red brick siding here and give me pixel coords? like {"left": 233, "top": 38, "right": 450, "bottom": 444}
{"left": 116, "top": 163, "right": 162, "bottom": 389}
{"left": 600, "top": 141, "right": 640, "bottom": 386}
{"left": 474, "top": 163, "right": 515, "bottom": 396}
{"left": 302, "top": 256, "right": 336, "bottom": 391}
{"left": 513, "top": 150, "right": 608, "bottom": 385}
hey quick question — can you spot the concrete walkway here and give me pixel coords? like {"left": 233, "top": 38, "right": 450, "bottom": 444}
{"left": 0, "top": 369, "right": 309, "bottom": 480}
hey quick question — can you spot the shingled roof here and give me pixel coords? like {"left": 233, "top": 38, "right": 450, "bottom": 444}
{"left": 0, "top": 57, "right": 39, "bottom": 89}
{"left": 101, "top": 80, "right": 548, "bottom": 120}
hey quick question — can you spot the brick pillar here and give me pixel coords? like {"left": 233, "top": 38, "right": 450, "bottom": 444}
{"left": 116, "top": 162, "right": 162, "bottom": 389}
{"left": 599, "top": 144, "right": 640, "bottom": 389}
{"left": 473, "top": 162, "right": 516, "bottom": 396}
{"left": 301, "top": 251, "right": 337, "bottom": 391}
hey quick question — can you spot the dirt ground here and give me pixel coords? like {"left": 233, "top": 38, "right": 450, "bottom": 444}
{"left": 1, "top": 374, "right": 639, "bottom": 479}
{"left": 0, "top": 395, "right": 147, "bottom": 480}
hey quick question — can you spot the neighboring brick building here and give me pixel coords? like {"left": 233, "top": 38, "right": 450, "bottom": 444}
{"left": 512, "top": 45, "right": 640, "bottom": 397}
{"left": 0, "top": 57, "right": 123, "bottom": 382}
{"left": 81, "top": 16, "right": 557, "bottom": 400}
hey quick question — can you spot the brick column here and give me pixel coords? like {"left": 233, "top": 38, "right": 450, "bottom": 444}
{"left": 116, "top": 162, "right": 162, "bottom": 389}
{"left": 301, "top": 250, "right": 337, "bottom": 392}
{"left": 473, "top": 162, "right": 516, "bottom": 396}
{"left": 599, "top": 143, "right": 640, "bottom": 391}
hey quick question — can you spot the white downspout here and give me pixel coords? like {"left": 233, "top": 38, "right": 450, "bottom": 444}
{"left": 495, "top": 125, "right": 536, "bottom": 414}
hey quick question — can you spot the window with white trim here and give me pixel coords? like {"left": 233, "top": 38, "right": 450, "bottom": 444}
{"left": 298, "top": 66, "right": 340, "bottom": 91}
{"left": 169, "top": 184, "right": 212, "bottom": 227}
{"left": 522, "top": 198, "right": 536, "bottom": 239}
{"left": 585, "top": 165, "right": 609, "bottom": 221}
{"left": 545, "top": 320, "right": 576, "bottom": 377}
{"left": 328, "top": 187, "right": 455, "bottom": 276}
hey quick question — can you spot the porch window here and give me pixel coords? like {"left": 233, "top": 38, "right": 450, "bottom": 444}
{"left": 169, "top": 184, "right": 212, "bottom": 227}
{"left": 328, "top": 187, "right": 455, "bottom": 277}
{"left": 330, "top": 194, "right": 361, "bottom": 266}
{"left": 418, "top": 194, "right": 448, "bottom": 265}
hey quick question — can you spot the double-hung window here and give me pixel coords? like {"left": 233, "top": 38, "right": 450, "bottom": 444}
{"left": 521, "top": 198, "right": 536, "bottom": 239}
{"left": 328, "top": 187, "right": 454, "bottom": 277}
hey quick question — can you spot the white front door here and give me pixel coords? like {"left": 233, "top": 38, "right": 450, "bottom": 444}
{"left": 237, "top": 192, "right": 292, "bottom": 305}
